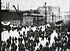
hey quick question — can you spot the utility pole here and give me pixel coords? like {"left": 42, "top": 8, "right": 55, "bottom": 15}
{"left": 69, "top": 0, "right": 70, "bottom": 15}
{"left": 52, "top": 12, "right": 54, "bottom": 23}
{"left": 0, "top": 1, "right": 1, "bottom": 51}
{"left": 45, "top": 2, "right": 47, "bottom": 24}
{"left": 58, "top": 6, "right": 60, "bottom": 20}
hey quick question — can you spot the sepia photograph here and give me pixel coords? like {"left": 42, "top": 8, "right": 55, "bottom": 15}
{"left": 0, "top": 0, "right": 70, "bottom": 51}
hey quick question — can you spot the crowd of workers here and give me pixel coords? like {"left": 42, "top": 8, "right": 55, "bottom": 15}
{"left": 1, "top": 23, "right": 70, "bottom": 51}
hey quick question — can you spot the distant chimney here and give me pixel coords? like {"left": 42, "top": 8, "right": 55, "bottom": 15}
{"left": 17, "top": 4, "right": 19, "bottom": 11}
{"left": 8, "top": 2, "right": 10, "bottom": 10}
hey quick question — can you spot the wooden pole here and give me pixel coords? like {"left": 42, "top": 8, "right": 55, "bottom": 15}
{"left": 0, "top": 1, "right": 1, "bottom": 51}
{"left": 45, "top": 2, "right": 47, "bottom": 24}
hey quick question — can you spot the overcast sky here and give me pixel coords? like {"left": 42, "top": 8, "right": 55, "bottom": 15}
{"left": 1, "top": 0, "right": 70, "bottom": 12}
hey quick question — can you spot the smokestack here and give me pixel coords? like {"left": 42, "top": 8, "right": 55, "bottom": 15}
{"left": 8, "top": 2, "right": 9, "bottom": 10}
{"left": 17, "top": 4, "right": 19, "bottom": 11}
